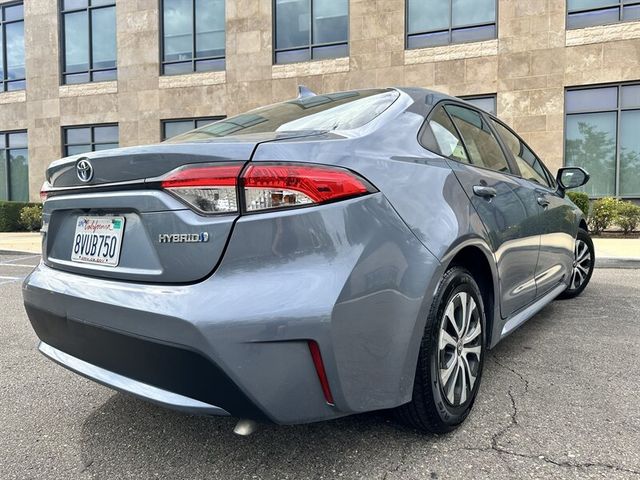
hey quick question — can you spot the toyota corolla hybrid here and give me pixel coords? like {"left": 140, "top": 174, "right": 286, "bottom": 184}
{"left": 23, "top": 87, "right": 594, "bottom": 433}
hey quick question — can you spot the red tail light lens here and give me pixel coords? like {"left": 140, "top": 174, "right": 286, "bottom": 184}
{"left": 40, "top": 182, "right": 51, "bottom": 202}
{"left": 243, "top": 164, "right": 374, "bottom": 212}
{"left": 161, "top": 164, "right": 243, "bottom": 213}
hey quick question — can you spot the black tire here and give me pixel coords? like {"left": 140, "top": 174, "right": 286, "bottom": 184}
{"left": 395, "top": 266, "right": 486, "bottom": 433}
{"left": 558, "top": 228, "right": 594, "bottom": 300}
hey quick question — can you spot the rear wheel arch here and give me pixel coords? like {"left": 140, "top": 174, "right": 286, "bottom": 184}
{"left": 579, "top": 218, "right": 588, "bottom": 232}
{"left": 445, "top": 245, "right": 497, "bottom": 348}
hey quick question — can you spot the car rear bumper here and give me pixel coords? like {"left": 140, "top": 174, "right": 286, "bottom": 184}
{"left": 23, "top": 194, "right": 441, "bottom": 424}
{"left": 38, "top": 341, "right": 231, "bottom": 417}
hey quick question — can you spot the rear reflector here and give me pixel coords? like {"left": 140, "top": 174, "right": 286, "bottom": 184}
{"left": 161, "top": 164, "right": 243, "bottom": 214}
{"left": 308, "top": 340, "right": 335, "bottom": 406}
{"left": 243, "top": 164, "right": 373, "bottom": 212}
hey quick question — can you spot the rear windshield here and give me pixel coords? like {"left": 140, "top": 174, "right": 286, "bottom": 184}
{"left": 167, "top": 89, "right": 399, "bottom": 142}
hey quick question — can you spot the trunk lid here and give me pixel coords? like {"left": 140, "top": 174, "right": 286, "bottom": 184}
{"left": 42, "top": 133, "right": 318, "bottom": 283}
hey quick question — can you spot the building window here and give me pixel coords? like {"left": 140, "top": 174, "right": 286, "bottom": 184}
{"left": 161, "top": 0, "right": 225, "bottom": 75}
{"left": 274, "top": 0, "right": 348, "bottom": 64}
{"left": 61, "top": 0, "right": 117, "bottom": 84}
{"left": 565, "top": 84, "right": 640, "bottom": 198}
{"left": 63, "top": 124, "right": 119, "bottom": 156}
{"left": 0, "top": 131, "right": 28, "bottom": 202}
{"left": 161, "top": 117, "right": 225, "bottom": 140}
{"left": 406, "top": 0, "right": 497, "bottom": 49}
{"left": 567, "top": 0, "right": 640, "bottom": 29}
{"left": 0, "top": 3, "right": 25, "bottom": 92}
{"left": 460, "top": 95, "right": 497, "bottom": 115}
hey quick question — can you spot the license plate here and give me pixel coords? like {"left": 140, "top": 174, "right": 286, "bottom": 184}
{"left": 71, "top": 216, "right": 125, "bottom": 267}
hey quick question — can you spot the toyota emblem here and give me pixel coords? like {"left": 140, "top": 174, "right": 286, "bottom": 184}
{"left": 76, "top": 158, "right": 94, "bottom": 183}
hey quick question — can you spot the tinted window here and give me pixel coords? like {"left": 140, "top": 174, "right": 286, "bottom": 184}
{"left": 445, "top": 105, "right": 510, "bottom": 173}
{"left": 565, "top": 84, "right": 640, "bottom": 197}
{"left": 407, "top": 0, "right": 496, "bottom": 49}
{"left": 162, "top": 0, "right": 225, "bottom": 75}
{"left": 63, "top": 124, "right": 119, "bottom": 156}
{"left": 162, "top": 117, "right": 225, "bottom": 140}
{"left": 491, "top": 120, "right": 551, "bottom": 187}
{"left": 61, "top": 1, "right": 117, "bottom": 84}
{"left": 427, "top": 107, "right": 469, "bottom": 163}
{"left": 274, "top": 0, "right": 348, "bottom": 64}
{"left": 1, "top": 3, "right": 25, "bottom": 92}
{"left": 0, "top": 131, "right": 29, "bottom": 202}
{"left": 170, "top": 90, "right": 399, "bottom": 142}
{"left": 567, "top": 0, "right": 640, "bottom": 29}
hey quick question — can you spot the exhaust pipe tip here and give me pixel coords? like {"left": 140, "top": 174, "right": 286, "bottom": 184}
{"left": 233, "top": 419, "right": 258, "bottom": 436}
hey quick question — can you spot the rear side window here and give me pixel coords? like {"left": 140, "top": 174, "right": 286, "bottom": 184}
{"left": 427, "top": 107, "right": 470, "bottom": 163}
{"left": 491, "top": 120, "right": 552, "bottom": 188}
{"left": 445, "top": 105, "right": 511, "bottom": 173}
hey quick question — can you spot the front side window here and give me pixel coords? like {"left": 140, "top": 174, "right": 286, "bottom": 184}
{"left": 63, "top": 124, "right": 119, "bottom": 156}
{"left": 567, "top": 0, "right": 640, "bottom": 29}
{"left": 274, "top": 0, "right": 348, "bottom": 64}
{"left": 161, "top": 0, "right": 225, "bottom": 75}
{"left": 407, "top": 0, "right": 497, "bottom": 49}
{"left": 162, "top": 116, "right": 225, "bottom": 140}
{"left": 0, "top": 3, "right": 25, "bottom": 92}
{"left": 565, "top": 84, "right": 640, "bottom": 197}
{"left": 61, "top": 0, "right": 117, "bottom": 84}
{"left": 445, "top": 105, "right": 510, "bottom": 173}
{"left": 0, "top": 131, "right": 28, "bottom": 202}
{"left": 491, "top": 120, "right": 552, "bottom": 188}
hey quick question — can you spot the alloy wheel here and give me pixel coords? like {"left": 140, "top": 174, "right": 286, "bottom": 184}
{"left": 571, "top": 239, "right": 592, "bottom": 290}
{"left": 438, "top": 292, "right": 482, "bottom": 407}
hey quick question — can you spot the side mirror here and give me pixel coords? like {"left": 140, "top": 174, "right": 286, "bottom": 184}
{"left": 557, "top": 167, "right": 589, "bottom": 191}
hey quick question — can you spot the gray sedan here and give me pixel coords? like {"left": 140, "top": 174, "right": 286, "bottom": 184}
{"left": 23, "top": 87, "right": 593, "bottom": 433}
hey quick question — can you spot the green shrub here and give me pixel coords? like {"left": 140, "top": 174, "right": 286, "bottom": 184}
{"left": 567, "top": 191, "right": 590, "bottom": 217}
{"left": 19, "top": 204, "right": 43, "bottom": 232}
{"left": 617, "top": 201, "right": 640, "bottom": 234}
{"left": 0, "top": 201, "right": 27, "bottom": 232}
{"left": 589, "top": 197, "right": 622, "bottom": 234}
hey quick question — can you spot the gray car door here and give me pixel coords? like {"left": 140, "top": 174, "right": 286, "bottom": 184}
{"left": 490, "top": 119, "right": 576, "bottom": 297}
{"left": 429, "top": 104, "right": 542, "bottom": 318}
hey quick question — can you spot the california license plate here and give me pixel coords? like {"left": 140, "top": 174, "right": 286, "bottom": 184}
{"left": 71, "top": 216, "right": 125, "bottom": 267}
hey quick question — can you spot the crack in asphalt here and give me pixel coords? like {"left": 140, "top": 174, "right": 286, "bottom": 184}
{"left": 485, "top": 355, "right": 640, "bottom": 476}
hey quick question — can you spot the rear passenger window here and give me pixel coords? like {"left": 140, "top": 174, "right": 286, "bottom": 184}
{"left": 445, "top": 105, "right": 511, "bottom": 173}
{"left": 491, "top": 120, "right": 552, "bottom": 188}
{"left": 427, "top": 107, "right": 470, "bottom": 163}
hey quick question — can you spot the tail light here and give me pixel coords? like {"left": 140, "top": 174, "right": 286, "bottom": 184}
{"left": 161, "top": 164, "right": 243, "bottom": 214}
{"left": 161, "top": 162, "right": 375, "bottom": 215}
{"left": 243, "top": 164, "right": 374, "bottom": 212}
{"left": 308, "top": 340, "right": 335, "bottom": 405}
{"left": 40, "top": 182, "right": 51, "bottom": 202}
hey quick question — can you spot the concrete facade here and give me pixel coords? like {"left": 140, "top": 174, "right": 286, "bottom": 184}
{"left": 2, "top": 0, "right": 640, "bottom": 201}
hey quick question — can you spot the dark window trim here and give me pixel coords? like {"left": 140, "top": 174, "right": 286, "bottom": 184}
{"left": 564, "top": 82, "right": 640, "bottom": 199}
{"left": 566, "top": 0, "right": 640, "bottom": 29}
{"left": 405, "top": 0, "right": 498, "bottom": 50}
{"left": 419, "top": 100, "right": 521, "bottom": 177}
{"left": 272, "top": 0, "right": 350, "bottom": 65}
{"left": 0, "top": 1, "right": 25, "bottom": 92}
{"left": 62, "top": 123, "right": 119, "bottom": 157}
{"left": 159, "top": 0, "right": 226, "bottom": 75}
{"left": 58, "top": 0, "right": 117, "bottom": 85}
{"left": 161, "top": 116, "right": 226, "bottom": 140}
{"left": 0, "top": 129, "right": 28, "bottom": 202}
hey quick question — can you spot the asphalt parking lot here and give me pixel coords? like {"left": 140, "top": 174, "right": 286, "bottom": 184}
{"left": 1, "top": 253, "right": 639, "bottom": 480}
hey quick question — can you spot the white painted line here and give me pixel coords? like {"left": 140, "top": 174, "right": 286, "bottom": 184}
{"left": 0, "top": 254, "right": 40, "bottom": 264}
{"left": 0, "top": 263, "right": 38, "bottom": 268}
{"left": 0, "top": 275, "right": 21, "bottom": 280}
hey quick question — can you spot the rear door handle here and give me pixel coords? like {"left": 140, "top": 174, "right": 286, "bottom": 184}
{"left": 473, "top": 185, "right": 497, "bottom": 199}
{"left": 537, "top": 196, "right": 550, "bottom": 208}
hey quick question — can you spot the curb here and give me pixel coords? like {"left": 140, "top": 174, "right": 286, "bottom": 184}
{"left": 596, "top": 257, "right": 640, "bottom": 269}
